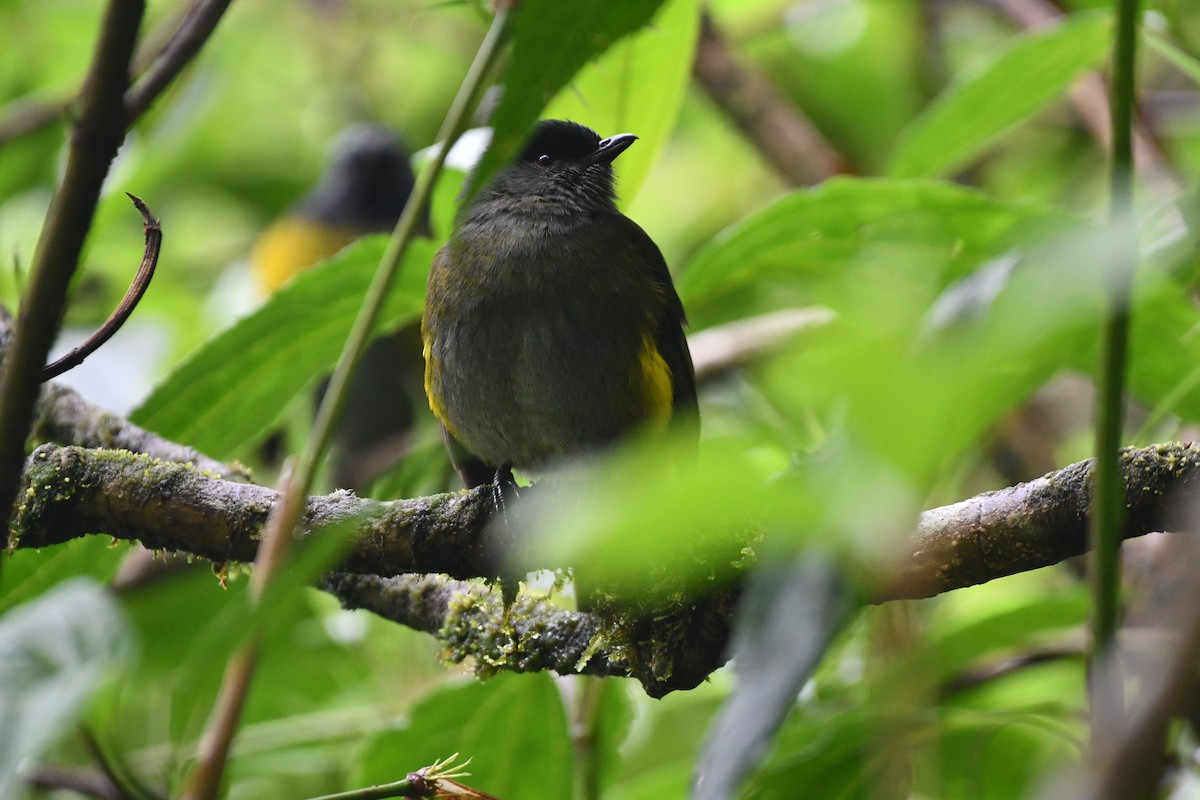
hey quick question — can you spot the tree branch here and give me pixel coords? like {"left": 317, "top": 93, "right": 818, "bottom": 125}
{"left": 692, "top": 11, "right": 844, "bottom": 186}
{"left": 12, "top": 432, "right": 1200, "bottom": 696}
{"left": 14, "top": 440, "right": 1200, "bottom": 605}
{"left": 123, "top": 0, "right": 234, "bottom": 124}
{"left": 0, "top": 0, "right": 145, "bottom": 545}
{"left": 882, "top": 443, "right": 1200, "bottom": 601}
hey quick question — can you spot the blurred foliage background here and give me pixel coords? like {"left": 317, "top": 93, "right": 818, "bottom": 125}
{"left": 3, "top": 0, "right": 1200, "bottom": 797}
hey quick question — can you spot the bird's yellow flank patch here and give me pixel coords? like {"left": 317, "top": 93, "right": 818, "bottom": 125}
{"left": 423, "top": 336, "right": 458, "bottom": 438}
{"left": 638, "top": 335, "right": 674, "bottom": 432}
{"left": 251, "top": 218, "right": 358, "bottom": 293}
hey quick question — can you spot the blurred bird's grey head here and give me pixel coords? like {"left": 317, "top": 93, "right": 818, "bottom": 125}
{"left": 299, "top": 123, "right": 418, "bottom": 231}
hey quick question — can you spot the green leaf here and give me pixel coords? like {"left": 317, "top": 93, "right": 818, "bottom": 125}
{"left": 0, "top": 579, "right": 132, "bottom": 797}
{"left": 543, "top": 0, "right": 700, "bottom": 204}
{"left": 1079, "top": 279, "right": 1200, "bottom": 433}
{"left": 1144, "top": 29, "right": 1200, "bottom": 87}
{"left": 352, "top": 673, "right": 573, "bottom": 800}
{"left": 464, "top": 0, "right": 670, "bottom": 202}
{"left": 677, "top": 178, "right": 1068, "bottom": 327}
{"left": 130, "top": 236, "right": 435, "bottom": 458}
{"left": 887, "top": 11, "right": 1112, "bottom": 179}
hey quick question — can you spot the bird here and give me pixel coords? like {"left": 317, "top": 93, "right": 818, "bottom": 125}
{"left": 422, "top": 119, "right": 698, "bottom": 492}
{"left": 249, "top": 124, "right": 430, "bottom": 492}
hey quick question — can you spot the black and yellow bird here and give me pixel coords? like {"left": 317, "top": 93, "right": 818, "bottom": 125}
{"left": 422, "top": 120, "right": 697, "bottom": 490}
{"left": 250, "top": 124, "right": 428, "bottom": 491}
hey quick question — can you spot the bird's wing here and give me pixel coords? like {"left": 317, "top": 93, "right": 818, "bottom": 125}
{"left": 621, "top": 218, "right": 698, "bottom": 419}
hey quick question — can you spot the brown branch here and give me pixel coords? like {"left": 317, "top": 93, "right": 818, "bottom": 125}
{"left": 15, "top": 441, "right": 1200, "bottom": 605}
{"left": 692, "top": 11, "right": 844, "bottom": 186}
{"left": 40, "top": 194, "right": 161, "bottom": 382}
{"left": 690, "top": 307, "right": 835, "bottom": 382}
{"left": 28, "top": 380, "right": 241, "bottom": 481}
{"left": 13, "top": 438, "right": 1200, "bottom": 696}
{"left": 0, "top": 94, "right": 70, "bottom": 144}
{"left": 1081, "top": 522, "right": 1200, "bottom": 797}
{"left": 123, "top": 0, "right": 234, "bottom": 123}
{"left": 0, "top": 0, "right": 145, "bottom": 546}
{"left": 881, "top": 443, "right": 1200, "bottom": 601}
{"left": 0, "top": 0, "right": 235, "bottom": 147}
{"left": 22, "top": 766, "right": 128, "bottom": 800}
{"left": 0, "top": 303, "right": 237, "bottom": 481}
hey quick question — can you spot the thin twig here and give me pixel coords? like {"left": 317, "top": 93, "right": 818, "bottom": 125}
{"left": 180, "top": 12, "right": 513, "bottom": 798}
{"left": 0, "top": 0, "right": 145, "bottom": 546}
{"left": 123, "top": 0, "right": 235, "bottom": 123}
{"left": 22, "top": 766, "right": 127, "bottom": 800}
{"left": 690, "top": 307, "right": 836, "bottom": 382}
{"left": 0, "top": 0, "right": 235, "bottom": 147}
{"left": 40, "top": 194, "right": 161, "bottom": 383}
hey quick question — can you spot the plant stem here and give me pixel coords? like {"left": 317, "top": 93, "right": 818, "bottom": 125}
{"left": 178, "top": 11, "right": 512, "bottom": 799}
{"left": 1090, "top": 0, "right": 1140, "bottom": 734}
{"left": 569, "top": 677, "right": 604, "bottom": 800}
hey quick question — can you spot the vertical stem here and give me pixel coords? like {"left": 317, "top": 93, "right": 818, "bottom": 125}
{"left": 1090, "top": 0, "right": 1140, "bottom": 739}
{"left": 569, "top": 677, "right": 603, "bottom": 800}
{"left": 0, "top": 0, "right": 144, "bottom": 545}
{"left": 179, "top": 12, "right": 512, "bottom": 799}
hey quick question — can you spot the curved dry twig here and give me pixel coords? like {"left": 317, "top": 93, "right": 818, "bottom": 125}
{"left": 39, "top": 194, "right": 161, "bottom": 383}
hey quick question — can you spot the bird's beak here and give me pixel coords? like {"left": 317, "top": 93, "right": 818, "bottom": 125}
{"left": 590, "top": 133, "right": 638, "bottom": 165}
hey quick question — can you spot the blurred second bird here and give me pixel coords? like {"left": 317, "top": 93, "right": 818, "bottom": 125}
{"left": 249, "top": 124, "right": 430, "bottom": 491}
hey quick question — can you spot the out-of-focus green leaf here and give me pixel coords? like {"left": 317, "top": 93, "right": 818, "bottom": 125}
{"left": 1144, "top": 30, "right": 1200, "bottom": 87}
{"left": 130, "top": 237, "right": 435, "bottom": 458}
{"left": 677, "top": 178, "right": 1068, "bottom": 327}
{"left": 888, "top": 11, "right": 1112, "bottom": 179}
{"left": 543, "top": 0, "right": 700, "bottom": 205}
{"left": 1078, "top": 279, "right": 1200, "bottom": 431}
{"left": 0, "top": 539, "right": 123, "bottom": 615}
{"left": 352, "top": 673, "right": 573, "bottom": 800}
{"left": 0, "top": 579, "right": 131, "bottom": 797}
{"left": 929, "top": 593, "right": 1087, "bottom": 682}
{"left": 608, "top": 683, "right": 728, "bottom": 800}
{"left": 464, "top": 0, "right": 669, "bottom": 202}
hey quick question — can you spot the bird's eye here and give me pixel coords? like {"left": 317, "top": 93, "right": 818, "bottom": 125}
{"left": 537, "top": 154, "right": 552, "bottom": 166}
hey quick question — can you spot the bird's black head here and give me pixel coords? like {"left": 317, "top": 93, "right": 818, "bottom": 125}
{"left": 488, "top": 120, "right": 637, "bottom": 211}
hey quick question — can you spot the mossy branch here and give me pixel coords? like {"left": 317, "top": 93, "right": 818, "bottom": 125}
{"left": 12, "top": 436, "right": 1200, "bottom": 693}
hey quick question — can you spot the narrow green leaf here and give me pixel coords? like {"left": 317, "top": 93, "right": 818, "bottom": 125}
{"left": 0, "top": 579, "right": 132, "bottom": 797}
{"left": 131, "top": 237, "right": 435, "bottom": 458}
{"left": 543, "top": 0, "right": 700, "bottom": 204}
{"left": 464, "top": 0, "right": 669, "bottom": 202}
{"left": 1079, "top": 280, "right": 1200, "bottom": 432}
{"left": 888, "top": 11, "right": 1112, "bottom": 179}
{"left": 1144, "top": 30, "right": 1200, "bottom": 87}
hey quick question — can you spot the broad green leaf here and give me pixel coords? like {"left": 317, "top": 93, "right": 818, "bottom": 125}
{"left": 0, "top": 579, "right": 132, "bottom": 797}
{"left": 888, "top": 11, "right": 1112, "bottom": 179}
{"left": 464, "top": 0, "right": 670, "bottom": 202}
{"left": 352, "top": 673, "right": 573, "bottom": 800}
{"left": 543, "top": 0, "right": 700, "bottom": 204}
{"left": 678, "top": 178, "right": 1068, "bottom": 326}
{"left": 131, "top": 237, "right": 435, "bottom": 459}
